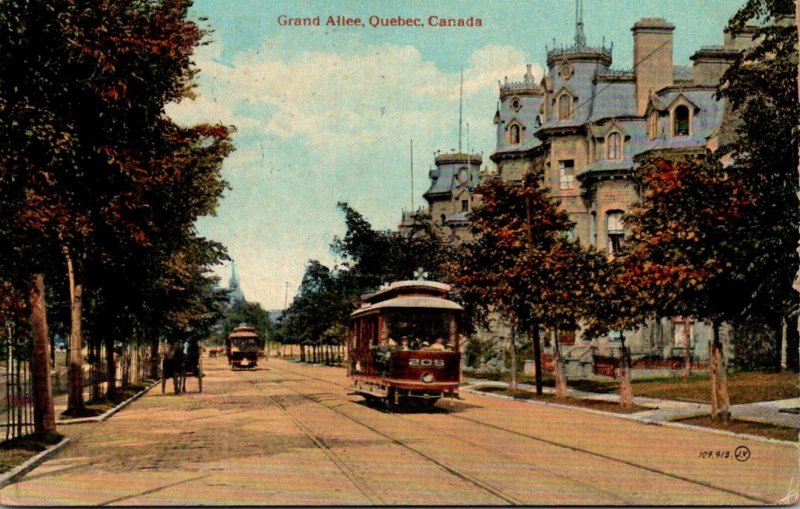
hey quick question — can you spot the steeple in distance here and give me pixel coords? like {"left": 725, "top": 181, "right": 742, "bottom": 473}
{"left": 228, "top": 260, "right": 245, "bottom": 303}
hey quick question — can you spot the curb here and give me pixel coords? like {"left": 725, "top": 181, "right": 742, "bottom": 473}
{"left": 56, "top": 381, "right": 159, "bottom": 425}
{"left": 461, "top": 387, "right": 799, "bottom": 446}
{"left": 0, "top": 437, "right": 70, "bottom": 490}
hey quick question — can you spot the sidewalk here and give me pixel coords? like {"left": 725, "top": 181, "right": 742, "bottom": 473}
{"left": 462, "top": 378, "right": 800, "bottom": 429}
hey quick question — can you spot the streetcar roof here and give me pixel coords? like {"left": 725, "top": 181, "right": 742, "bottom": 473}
{"left": 350, "top": 295, "right": 463, "bottom": 318}
{"left": 229, "top": 328, "right": 259, "bottom": 339}
{"left": 360, "top": 280, "right": 452, "bottom": 303}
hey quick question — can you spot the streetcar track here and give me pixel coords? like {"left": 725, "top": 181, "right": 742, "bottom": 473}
{"left": 232, "top": 369, "right": 385, "bottom": 505}
{"left": 242, "top": 368, "right": 523, "bottom": 505}
{"left": 267, "top": 363, "right": 773, "bottom": 505}
{"left": 264, "top": 369, "right": 633, "bottom": 504}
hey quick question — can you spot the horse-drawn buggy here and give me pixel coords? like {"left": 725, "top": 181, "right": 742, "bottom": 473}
{"left": 162, "top": 340, "right": 204, "bottom": 394}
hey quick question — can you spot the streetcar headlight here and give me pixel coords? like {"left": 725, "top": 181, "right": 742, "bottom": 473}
{"left": 421, "top": 372, "right": 434, "bottom": 383}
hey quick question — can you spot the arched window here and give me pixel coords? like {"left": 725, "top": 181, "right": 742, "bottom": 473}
{"left": 509, "top": 124, "right": 521, "bottom": 144}
{"left": 674, "top": 105, "right": 690, "bottom": 136}
{"left": 607, "top": 132, "right": 622, "bottom": 160}
{"left": 558, "top": 94, "right": 571, "bottom": 120}
{"left": 607, "top": 210, "right": 625, "bottom": 256}
{"left": 648, "top": 111, "right": 659, "bottom": 140}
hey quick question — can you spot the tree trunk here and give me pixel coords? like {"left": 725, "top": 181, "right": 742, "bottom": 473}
{"left": 65, "top": 248, "right": 85, "bottom": 414}
{"left": 786, "top": 311, "right": 800, "bottom": 372}
{"left": 531, "top": 325, "right": 543, "bottom": 396}
{"left": 149, "top": 333, "right": 160, "bottom": 380}
{"left": 91, "top": 335, "right": 101, "bottom": 401}
{"left": 509, "top": 326, "right": 517, "bottom": 391}
{"left": 709, "top": 320, "right": 730, "bottom": 423}
{"left": 683, "top": 318, "right": 692, "bottom": 378}
{"left": 553, "top": 330, "right": 568, "bottom": 398}
{"left": 619, "top": 337, "right": 633, "bottom": 408}
{"left": 105, "top": 332, "right": 116, "bottom": 400}
{"left": 29, "top": 273, "right": 56, "bottom": 434}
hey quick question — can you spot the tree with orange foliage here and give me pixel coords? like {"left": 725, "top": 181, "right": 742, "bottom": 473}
{"left": 621, "top": 154, "right": 756, "bottom": 422}
{"left": 456, "top": 172, "right": 611, "bottom": 396}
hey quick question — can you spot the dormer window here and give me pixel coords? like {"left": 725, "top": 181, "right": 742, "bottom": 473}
{"left": 558, "top": 94, "right": 571, "bottom": 120}
{"left": 606, "top": 132, "right": 623, "bottom": 160}
{"left": 648, "top": 111, "right": 659, "bottom": 140}
{"left": 673, "top": 105, "right": 690, "bottom": 136}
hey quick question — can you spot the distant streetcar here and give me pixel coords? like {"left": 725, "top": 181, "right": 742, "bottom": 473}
{"left": 348, "top": 280, "right": 462, "bottom": 409}
{"left": 226, "top": 325, "right": 264, "bottom": 370}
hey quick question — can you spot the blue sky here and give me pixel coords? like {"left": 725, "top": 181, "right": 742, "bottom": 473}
{"left": 166, "top": 0, "right": 744, "bottom": 310}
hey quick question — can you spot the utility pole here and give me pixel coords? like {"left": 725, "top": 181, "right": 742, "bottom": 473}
{"left": 458, "top": 68, "right": 463, "bottom": 152}
{"left": 410, "top": 139, "right": 414, "bottom": 212}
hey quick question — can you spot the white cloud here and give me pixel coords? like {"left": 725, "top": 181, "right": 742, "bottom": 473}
{"left": 171, "top": 36, "right": 535, "bottom": 309}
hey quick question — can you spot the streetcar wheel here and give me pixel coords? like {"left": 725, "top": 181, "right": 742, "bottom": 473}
{"left": 386, "top": 388, "right": 399, "bottom": 411}
{"left": 422, "top": 398, "right": 439, "bottom": 409}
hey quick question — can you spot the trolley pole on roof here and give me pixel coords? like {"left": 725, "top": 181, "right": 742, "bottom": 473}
{"left": 410, "top": 139, "right": 414, "bottom": 213}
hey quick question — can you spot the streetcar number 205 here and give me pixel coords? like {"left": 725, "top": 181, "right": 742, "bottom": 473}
{"left": 409, "top": 359, "right": 445, "bottom": 368}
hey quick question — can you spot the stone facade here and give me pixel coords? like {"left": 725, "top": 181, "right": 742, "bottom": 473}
{"left": 487, "top": 14, "right": 748, "bottom": 366}
{"left": 399, "top": 9, "right": 756, "bottom": 372}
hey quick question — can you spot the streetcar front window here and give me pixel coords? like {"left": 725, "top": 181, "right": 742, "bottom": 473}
{"left": 384, "top": 310, "right": 459, "bottom": 350}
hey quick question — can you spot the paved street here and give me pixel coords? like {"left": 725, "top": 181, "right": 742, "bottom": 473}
{"left": 1, "top": 357, "right": 797, "bottom": 505}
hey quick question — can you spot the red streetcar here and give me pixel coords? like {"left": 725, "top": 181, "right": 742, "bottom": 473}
{"left": 348, "top": 280, "right": 462, "bottom": 409}
{"left": 226, "top": 325, "right": 263, "bottom": 370}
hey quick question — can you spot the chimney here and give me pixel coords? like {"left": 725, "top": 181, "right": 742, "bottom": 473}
{"left": 632, "top": 18, "right": 675, "bottom": 115}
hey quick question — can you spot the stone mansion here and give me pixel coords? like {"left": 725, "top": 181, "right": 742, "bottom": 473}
{"left": 400, "top": 8, "right": 763, "bottom": 371}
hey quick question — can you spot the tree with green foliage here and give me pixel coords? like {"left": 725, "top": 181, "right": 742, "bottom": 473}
{"left": 218, "top": 299, "right": 272, "bottom": 347}
{"left": 718, "top": 0, "right": 799, "bottom": 371}
{"left": 0, "top": 0, "right": 233, "bottom": 414}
